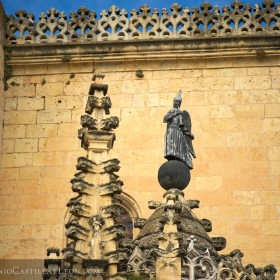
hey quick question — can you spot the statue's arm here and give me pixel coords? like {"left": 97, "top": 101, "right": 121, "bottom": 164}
{"left": 163, "top": 109, "right": 180, "bottom": 123}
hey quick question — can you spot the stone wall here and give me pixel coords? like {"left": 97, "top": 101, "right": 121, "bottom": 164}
{"left": 0, "top": 2, "right": 5, "bottom": 161}
{"left": 0, "top": 34, "right": 280, "bottom": 274}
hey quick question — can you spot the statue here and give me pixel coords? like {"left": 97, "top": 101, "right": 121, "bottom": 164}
{"left": 163, "top": 90, "right": 196, "bottom": 169}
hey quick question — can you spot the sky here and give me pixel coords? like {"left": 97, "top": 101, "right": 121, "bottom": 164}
{"left": 2, "top": 0, "right": 265, "bottom": 19}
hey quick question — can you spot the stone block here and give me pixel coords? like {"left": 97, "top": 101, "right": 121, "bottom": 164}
{"left": 235, "top": 76, "right": 271, "bottom": 90}
{"left": 110, "top": 94, "right": 133, "bottom": 108}
{"left": 234, "top": 191, "right": 260, "bottom": 205}
{"left": 202, "top": 68, "right": 221, "bottom": 77}
{"left": 196, "top": 176, "right": 222, "bottom": 191}
{"left": 263, "top": 118, "right": 280, "bottom": 131}
{"left": 209, "top": 90, "right": 250, "bottom": 105}
{"left": 19, "top": 166, "right": 57, "bottom": 180}
{"left": 223, "top": 176, "right": 272, "bottom": 191}
{"left": 192, "top": 191, "right": 233, "bottom": 206}
{"left": 226, "top": 132, "right": 262, "bottom": 147}
{"left": 220, "top": 68, "right": 247, "bottom": 77}
{"left": 63, "top": 81, "right": 89, "bottom": 96}
{"left": 270, "top": 66, "right": 280, "bottom": 76}
{"left": 146, "top": 94, "right": 160, "bottom": 107}
{"left": 2, "top": 139, "right": 15, "bottom": 153}
{"left": 268, "top": 147, "right": 280, "bottom": 161}
{"left": 23, "top": 75, "right": 45, "bottom": 84}
{"left": 33, "top": 151, "right": 78, "bottom": 167}
{"left": 45, "top": 96, "right": 83, "bottom": 110}
{"left": 261, "top": 191, "right": 280, "bottom": 205}
{"left": 18, "top": 195, "right": 48, "bottom": 209}
{"left": 15, "top": 139, "right": 38, "bottom": 153}
{"left": 57, "top": 124, "right": 79, "bottom": 140}
{"left": 0, "top": 195, "right": 19, "bottom": 209}
{"left": 47, "top": 194, "right": 70, "bottom": 208}
{"left": 233, "top": 220, "right": 262, "bottom": 235}
{"left": 209, "top": 105, "right": 235, "bottom": 118}
{"left": 168, "top": 77, "right": 199, "bottom": 92}
{"left": 262, "top": 220, "right": 280, "bottom": 235}
{"left": 148, "top": 80, "right": 169, "bottom": 93}
{"left": 37, "top": 110, "right": 71, "bottom": 124}
{"left": 106, "top": 72, "right": 133, "bottom": 82}
{"left": 250, "top": 89, "right": 280, "bottom": 103}
{"left": 36, "top": 82, "right": 64, "bottom": 96}
{"left": 4, "top": 97, "right": 17, "bottom": 111}
{"left": 0, "top": 168, "right": 19, "bottom": 180}
{"left": 247, "top": 67, "right": 269, "bottom": 76}
{"left": 122, "top": 79, "right": 148, "bottom": 94}
{"left": 250, "top": 205, "right": 264, "bottom": 220}
{"left": 39, "top": 137, "right": 80, "bottom": 152}
{"left": 1, "top": 153, "right": 33, "bottom": 168}
{"left": 235, "top": 104, "right": 264, "bottom": 117}
{"left": 51, "top": 224, "right": 64, "bottom": 238}
{"left": 4, "top": 111, "right": 37, "bottom": 124}
{"left": 195, "top": 132, "right": 227, "bottom": 147}
{"left": 43, "top": 73, "right": 69, "bottom": 83}
{"left": 265, "top": 104, "right": 280, "bottom": 117}
{"left": 132, "top": 95, "right": 145, "bottom": 108}
{"left": 271, "top": 161, "right": 280, "bottom": 176}
{"left": 17, "top": 97, "right": 45, "bottom": 111}
{"left": 4, "top": 84, "right": 35, "bottom": 97}
{"left": 26, "top": 124, "right": 58, "bottom": 138}
{"left": 199, "top": 77, "right": 235, "bottom": 91}
{"left": 3, "top": 125, "right": 26, "bottom": 139}
{"left": 38, "top": 178, "right": 72, "bottom": 194}
{"left": 249, "top": 235, "right": 280, "bottom": 250}
{"left": 262, "top": 206, "right": 280, "bottom": 220}
{"left": 104, "top": 80, "right": 122, "bottom": 95}
{"left": 21, "top": 209, "right": 63, "bottom": 225}
{"left": 0, "top": 210, "right": 21, "bottom": 225}
{"left": 272, "top": 75, "right": 280, "bottom": 89}
{"left": 0, "top": 180, "right": 37, "bottom": 195}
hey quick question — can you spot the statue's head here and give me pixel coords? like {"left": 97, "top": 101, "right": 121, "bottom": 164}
{"left": 173, "top": 89, "right": 182, "bottom": 108}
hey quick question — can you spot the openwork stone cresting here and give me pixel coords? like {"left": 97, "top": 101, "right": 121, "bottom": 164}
{"left": 5, "top": 0, "right": 280, "bottom": 44}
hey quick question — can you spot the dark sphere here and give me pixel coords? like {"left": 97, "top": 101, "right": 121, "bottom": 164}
{"left": 158, "top": 160, "right": 190, "bottom": 191}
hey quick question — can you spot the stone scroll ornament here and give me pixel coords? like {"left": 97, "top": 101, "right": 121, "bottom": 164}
{"left": 158, "top": 90, "right": 196, "bottom": 190}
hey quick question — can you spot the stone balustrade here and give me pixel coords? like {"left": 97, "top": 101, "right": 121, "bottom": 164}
{"left": 5, "top": 0, "right": 280, "bottom": 45}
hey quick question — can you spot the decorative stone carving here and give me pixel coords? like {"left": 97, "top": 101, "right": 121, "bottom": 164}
{"left": 100, "top": 116, "right": 120, "bottom": 131}
{"left": 211, "top": 237, "right": 227, "bottom": 251}
{"left": 148, "top": 200, "right": 161, "bottom": 209}
{"left": 76, "top": 157, "right": 121, "bottom": 174}
{"left": 65, "top": 219, "right": 90, "bottom": 241}
{"left": 67, "top": 196, "right": 91, "bottom": 217}
{"left": 186, "top": 199, "right": 200, "bottom": 209}
{"left": 200, "top": 218, "right": 212, "bottom": 232}
{"left": 98, "top": 180, "right": 123, "bottom": 196}
{"left": 134, "top": 218, "right": 147, "bottom": 229}
{"left": 71, "top": 178, "right": 94, "bottom": 194}
{"left": 7, "top": 1, "right": 279, "bottom": 45}
{"left": 85, "top": 96, "right": 98, "bottom": 115}
{"left": 126, "top": 246, "right": 156, "bottom": 277}
{"left": 89, "top": 83, "right": 108, "bottom": 95}
{"left": 182, "top": 236, "right": 217, "bottom": 280}
{"left": 85, "top": 96, "right": 112, "bottom": 115}
{"left": 81, "top": 115, "right": 98, "bottom": 130}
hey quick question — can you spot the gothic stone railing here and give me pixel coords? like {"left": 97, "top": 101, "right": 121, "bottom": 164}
{"left": 5, "top": 0, "right": 280, "bottom": 45}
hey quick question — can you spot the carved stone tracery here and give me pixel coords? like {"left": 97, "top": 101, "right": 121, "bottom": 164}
{"left": 5, "top": 1, "right": 280, "bottom": 44}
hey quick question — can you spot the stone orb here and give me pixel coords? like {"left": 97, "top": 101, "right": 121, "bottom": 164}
{"left": 158, "top": 160, "right": 190, "bottom": 191}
